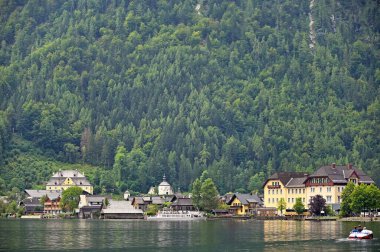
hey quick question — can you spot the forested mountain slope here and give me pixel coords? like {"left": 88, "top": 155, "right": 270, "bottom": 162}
{"left": 0, "top": 0, "right": 379, "bottom": 194}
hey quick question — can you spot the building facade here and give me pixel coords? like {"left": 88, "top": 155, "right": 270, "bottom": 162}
{"left": 46, "top": 170, "right": 93, "bottom": 194}
{"left": 147, "top": 175, "right": 174, "bottom": 196}
{"left": 263, "top": 172, "right": 309, "bottom": 214}
{"left": 263, "top": 164, "right": 375, "bottom": 215}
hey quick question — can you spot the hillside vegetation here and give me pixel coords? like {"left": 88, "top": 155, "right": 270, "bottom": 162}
{"left": 0, "top": 0, "right": 379, "bottom": 194}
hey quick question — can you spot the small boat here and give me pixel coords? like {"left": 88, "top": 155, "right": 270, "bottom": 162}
{"left": 348, "top": 229, "right": 373, "bottom": 239}
{"left": 147, "top": 210, "right": 206, "bottom": 221}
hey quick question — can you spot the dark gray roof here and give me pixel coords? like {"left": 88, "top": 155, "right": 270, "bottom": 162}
{"left": 310, "top": 165, "right": 374, "bottom": 184}
{"left": 264, "top": 172, "right": 309, "bottom": 187}
{"left": 21, "top": 197, "right": 42, "bottom": 207}
{"left": 228, "top": 193, "right": 263, "bottom": 206}
{"left": 86, "top": 196, "right": 105, "bottom": 203}
{"left": 172, "top": 197, "right": 193, "bottom": 206}
{"left": 24, "top": 190, "right": 62, "bottom": 199}
{"left": 286, "top": 177, "right": 307, "bottom": 188}
{"left": 151, "top": 197, "right": 165, "bottom": 205}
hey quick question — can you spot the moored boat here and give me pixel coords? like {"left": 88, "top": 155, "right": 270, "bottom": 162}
{"left": 147, "top": 210, "right": 206, "bottom": 221}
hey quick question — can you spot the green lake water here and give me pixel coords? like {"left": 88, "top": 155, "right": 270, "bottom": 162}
{"left": 0, "top": 219, "right": 379, "bottom": 251}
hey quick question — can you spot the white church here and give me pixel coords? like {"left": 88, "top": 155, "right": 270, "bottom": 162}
{"left": 148, "top": 175, "right": 174, "bottom": 196}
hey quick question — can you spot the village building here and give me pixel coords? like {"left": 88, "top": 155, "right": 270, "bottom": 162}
{"left": 22, "top": 190, "right": 62, "bottom": 215}
{"left": 148, "top": 175, "right": 174, "bottom": 196}
{"left": 171, "top": 197, "right": 196, "bottom": 212}
{"left": 227, "top": 193, "right": 263, "bottom": 216}
{"left": 263, "top": 163, "right": 375, "bottom": 215}
{"left": 101, "top": 200, "right": 144, "bottom": 219}
{"left": 305, "top": 163, "right": 374, "bottom": 206}
{"left": 46, "top": 170, "right": 93, "bottom": 194}
{"left": 263, "top": 172, "right": 309, "bottom": 215}
{"left": 78, "top": 195, "right": 107, "bottom": 219}
{"left": 20, "top": 197, "right": 44, "bottom": 215}
{"left": 43, "top": 195, "right": 62, "bottom": 215}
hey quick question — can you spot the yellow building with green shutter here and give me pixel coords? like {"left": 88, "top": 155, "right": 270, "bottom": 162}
{"left": 46, "top": 170, "right": 93, "bottom": 194}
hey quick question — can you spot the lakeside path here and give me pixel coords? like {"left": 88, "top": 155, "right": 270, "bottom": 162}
{"left": 338, "top": 217, "right": 380, "bottom": 222}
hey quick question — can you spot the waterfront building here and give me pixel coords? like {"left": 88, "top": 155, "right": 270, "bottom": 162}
{"left": 101, "top": 200, "right": 144, "bottom": 219}
{"left": 43, "top": 195, "right": 62, "bottom": 215}
{"left": 171, "top": 197, "right": 196, "bottom": 212}
{"left": 263, "top": 172, "right": 309, "bottom": 215}
{"left": 46, "top": 170, "right": 93, "bottom": 194}
{"left": 263, "top": 163, "right": 375, "bottom": 215}
{"left": 78, "top": 195, "right": 107, "bottom": 219}
{"left": 227, "top": 193, "right": 263, "bottom": 216}
{"left": 22, "top": 190, "right": 62, "bottom": 215}
{"left": 305, "top": 163, "right": 375, "bottom": 205}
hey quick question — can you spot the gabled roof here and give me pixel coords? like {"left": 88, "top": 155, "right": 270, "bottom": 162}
{"left": 132, "top": 197, "right": 144, "bottom": 205}
{"left": 101, "top": 200, "right": 143, "bottom": 214}
{"left": 228, "top": 193, "right": 263, "bottom": 206}
{"left": 25, "top": 190, "right": 62, "bottom": 199}
{"left": 51, "top": 170, "right": 86, "bottom": 178}
{"left": 46, "top": 177, "right": 92, "bottom": 186}
{"left": 172, "top": 197, "right": 193, "bottom": 206}
{"left": 21, "top": 197, "right": 42, "bottom": 207}
{"left": 151, "top": 197, "right": 165, "bottom": 205}
{"left": 285, "top": 177, "right": 307, "bottom": 188}
{"left": 264, "top": 172, "right": 309, "bottom": 187}
{"left": 86, "top": 196, "right": 105, "bottom": 203}
{"left": 309, "top": 165, "right": 374, "bottom": 184}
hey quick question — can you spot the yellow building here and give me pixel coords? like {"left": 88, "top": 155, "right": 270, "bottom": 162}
{"left": 264, "top": 164, "right": 375, "bottom": 215}
{"left": 263, "top": 172, "right": 308, "bottom": 215}
{"left": 46, "top": 170, "right": 93, "bottom": 194}
{"left": 304, "top": 163, "right": 374, "bottom": 206}
{"left": 228, "top": 193, "right": 263, "bottom": 216}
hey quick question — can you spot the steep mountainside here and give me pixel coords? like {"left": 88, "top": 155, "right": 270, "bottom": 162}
{"left": 0, "top": 0, "right": 379, "bottom": 194}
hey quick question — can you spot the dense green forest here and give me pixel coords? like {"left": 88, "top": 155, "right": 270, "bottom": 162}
{"left": 0, "top": 0, "right": 379, "bottom": 195}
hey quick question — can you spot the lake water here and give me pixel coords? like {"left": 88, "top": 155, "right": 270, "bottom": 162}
{"left": 0, "top": 219, "right": 379, "bottom": 251}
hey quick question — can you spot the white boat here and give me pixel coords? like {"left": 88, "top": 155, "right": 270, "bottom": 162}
{"left": 147, "top": 210, "right": 206, "bottom": 221}
{"left": 348, "top": 229, "right": 373, "bottom": 239}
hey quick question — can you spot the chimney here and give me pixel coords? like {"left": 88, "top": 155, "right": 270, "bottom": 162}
{"left": 348, "top": 163, "right": 352, "bottom": 170}
{"left": 332, "top": 163, "right": 336, "bottom": 169}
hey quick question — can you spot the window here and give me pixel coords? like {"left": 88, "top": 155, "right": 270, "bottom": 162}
{"left": 49, "top": 187, "right": 51, "bottom": 189}
{"left": 311, "top": 187, "right": 315, "bottom": 192}
{"left": 288, "top": 189, "right": 290, "bottom": 194}
{"left": 302, "top": 198, "right": 305, "bottom": 202}
{"left": 268, "top": 198, "right": 270, "bottom": 203}
{"left": 327, "top": 187, "right": 331, "bottom": 192}
{"left": 292, "top": 198, "right": 294, "bottom": 203}
{"left": 326, "top": 196, "right": 332, "bottom": 203}
{"left": 280, "top": 189, "right": 282, "bottom": 194}
{"left": 338, "top": 187, "right": 340, "bottom": 192}
{"left": 268, "top": 190, "right": 270, "bottom": 194}
{"left": 272, "top": 198, "right": 274, "bottom": 203}
{"left": 303, "top": 189, "right": 305, "bottom": 194}
{"left": 319, "top": 187, "right": 322, "bottom": 192}
{"left": 288, "top": 198, "right": 290, "bottom": 203}
{"left": 276, "top": 198, "right": 278, "bottom": 202}
{"left": 338, "top": 196, "right": 341, "bottom": 203}
{"left": 276, "top": 189, "right": 278, "bottom": 194}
